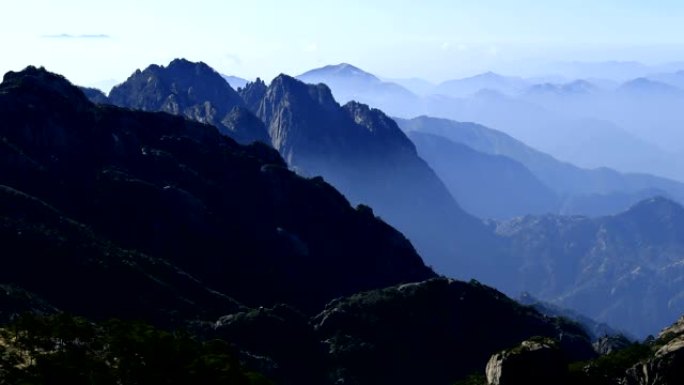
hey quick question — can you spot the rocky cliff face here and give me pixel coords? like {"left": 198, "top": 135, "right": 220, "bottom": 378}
{"left": 623, "top": 317, "right": 684, "bottom": 385}
{"left": 109, "top": 59, "right": 269, "bottom": 145}
{"left": 255, "top": 74, "right": 501, "bottom": 280}
{"left": 238, "top": 77, "right": 267, "bottom": 112}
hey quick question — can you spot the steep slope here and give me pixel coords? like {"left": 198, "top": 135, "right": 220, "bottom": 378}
{"left": 296, "top": 63, "right": 423, "bottom": 118}
{"left": 496, "top": 197, "right": 684, "bottom": 337}
{"left": 408, "top": 131, "right": 558, "bottom": 219}
{"left": 255, "top": 75, "right": 502, "bottom": 281}
{"left": 109, "top": 59, "right": 270, "bottom": 145}
{"left": 398, "top": 116, "right": 684, "bottom": 216}
{"left": 79, "top": 86, "right": 109, "bottom": 104}
{"left": 0, "top": 66, "right": 434, "bottom": 316}
{"left": 0, "top": 184, "right": 244, "bottom": 325}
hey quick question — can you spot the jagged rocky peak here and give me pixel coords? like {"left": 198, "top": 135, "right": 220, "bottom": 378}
{"left": 256, "top": 74, "right": 345, "bottom": 159}
{"left": 238, "top": 77, "right": 267, "bottom": 112}
{"left": 108, "top": 58, "right": 273, "bottom": 145}
{"left": 266, "top": 73, "right": 339, "bottom": 110}
{"left": 109, "top": 58, "right": 244, "bottom": 113}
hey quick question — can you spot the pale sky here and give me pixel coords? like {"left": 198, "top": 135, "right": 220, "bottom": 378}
{"left": 3, "top": 0, "right": 684, "bottom": 88}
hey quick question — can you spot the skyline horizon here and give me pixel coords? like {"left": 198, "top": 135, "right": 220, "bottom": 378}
{"left": 8, "top": 55, "right": 684, "bottom": 92}
{"left": 5, "top": 1, "right": 684, "bottom": 89}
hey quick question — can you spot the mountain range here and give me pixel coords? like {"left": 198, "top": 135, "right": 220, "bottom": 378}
{"left": 398, "top": 116, "right": 684, "bottom": 218}
{"left": 100, "top": 60, "right": 504, "bottom": 286}
{"left": 298, "top": 63, "right": 684, "bottom": 181}
{"left": 3, "top": 59, "right": 684, "bottom": 383}
{"left": 0, "top": 66, "right": 606, "bottom": 385}
{"left": 496, "top": 196, "right": 684, "bottom": 337}
{"left": 407, "top": 130, "right": 559, "bottom": 219}
{"left": 76, "top": 59, "right": 684, "bottom": 338}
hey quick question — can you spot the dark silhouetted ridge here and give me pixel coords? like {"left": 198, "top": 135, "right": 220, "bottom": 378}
{"left": 0, "top": 66, "right": 435, "bottom": 319}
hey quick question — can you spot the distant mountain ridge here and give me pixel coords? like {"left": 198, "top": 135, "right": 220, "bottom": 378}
{"left": 407, "top": 131, "right": 559, "bottom": 218}
{"left": 496, "top": 196, "right": 684, "bottom": 337}
{"left": 299, "top": 62, "right": 684, "bottom": 179}
{"left": 434, "top": 71, "right": 530, "bottom": 97}
{"left": 296, "top": 63, "right": 424, "bottom": 118}
{"left": 398, "top": 116, "right": 684, "bottom": 217}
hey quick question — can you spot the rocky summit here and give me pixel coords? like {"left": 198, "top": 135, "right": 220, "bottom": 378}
{"left": 108, "top": 58, "right": 270, "bottom": 145}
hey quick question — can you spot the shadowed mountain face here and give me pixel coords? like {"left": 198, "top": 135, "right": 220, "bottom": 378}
{"left": 108, "top": 59, "right": 270, "bottom": 145}
{"left": 0, "top": 66, "right": 434, "bottom": 317}
{"left": 398, "top": 116, "right": 684, "bottom": 217}
{"left": 407, "top": 131, "right": 559, "bottom": 219}
{"left": 255, "top": 74, "right": 503, "bottom": 280}
{"left": 238, "top": 77, "right": 268, "bottom": 112}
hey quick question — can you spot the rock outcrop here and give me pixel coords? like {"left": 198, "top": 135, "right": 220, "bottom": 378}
{"left": 485, "top": 338, "right": 567, "bottom": 385}
{"left": 623, "top": 317, "right": 684, "bottom": 385}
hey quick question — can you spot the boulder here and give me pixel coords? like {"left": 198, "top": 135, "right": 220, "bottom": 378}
{"left": 486, "top": 337, "right": 567, "bottom": 385}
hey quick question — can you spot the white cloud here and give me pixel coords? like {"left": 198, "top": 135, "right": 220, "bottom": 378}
{"left": 42, "top": 33, "right": 110, "bottom": 39}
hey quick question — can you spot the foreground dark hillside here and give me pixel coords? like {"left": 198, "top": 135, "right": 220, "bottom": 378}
{"left": 0, "top": 66, "right": 434, "bottom": 317}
